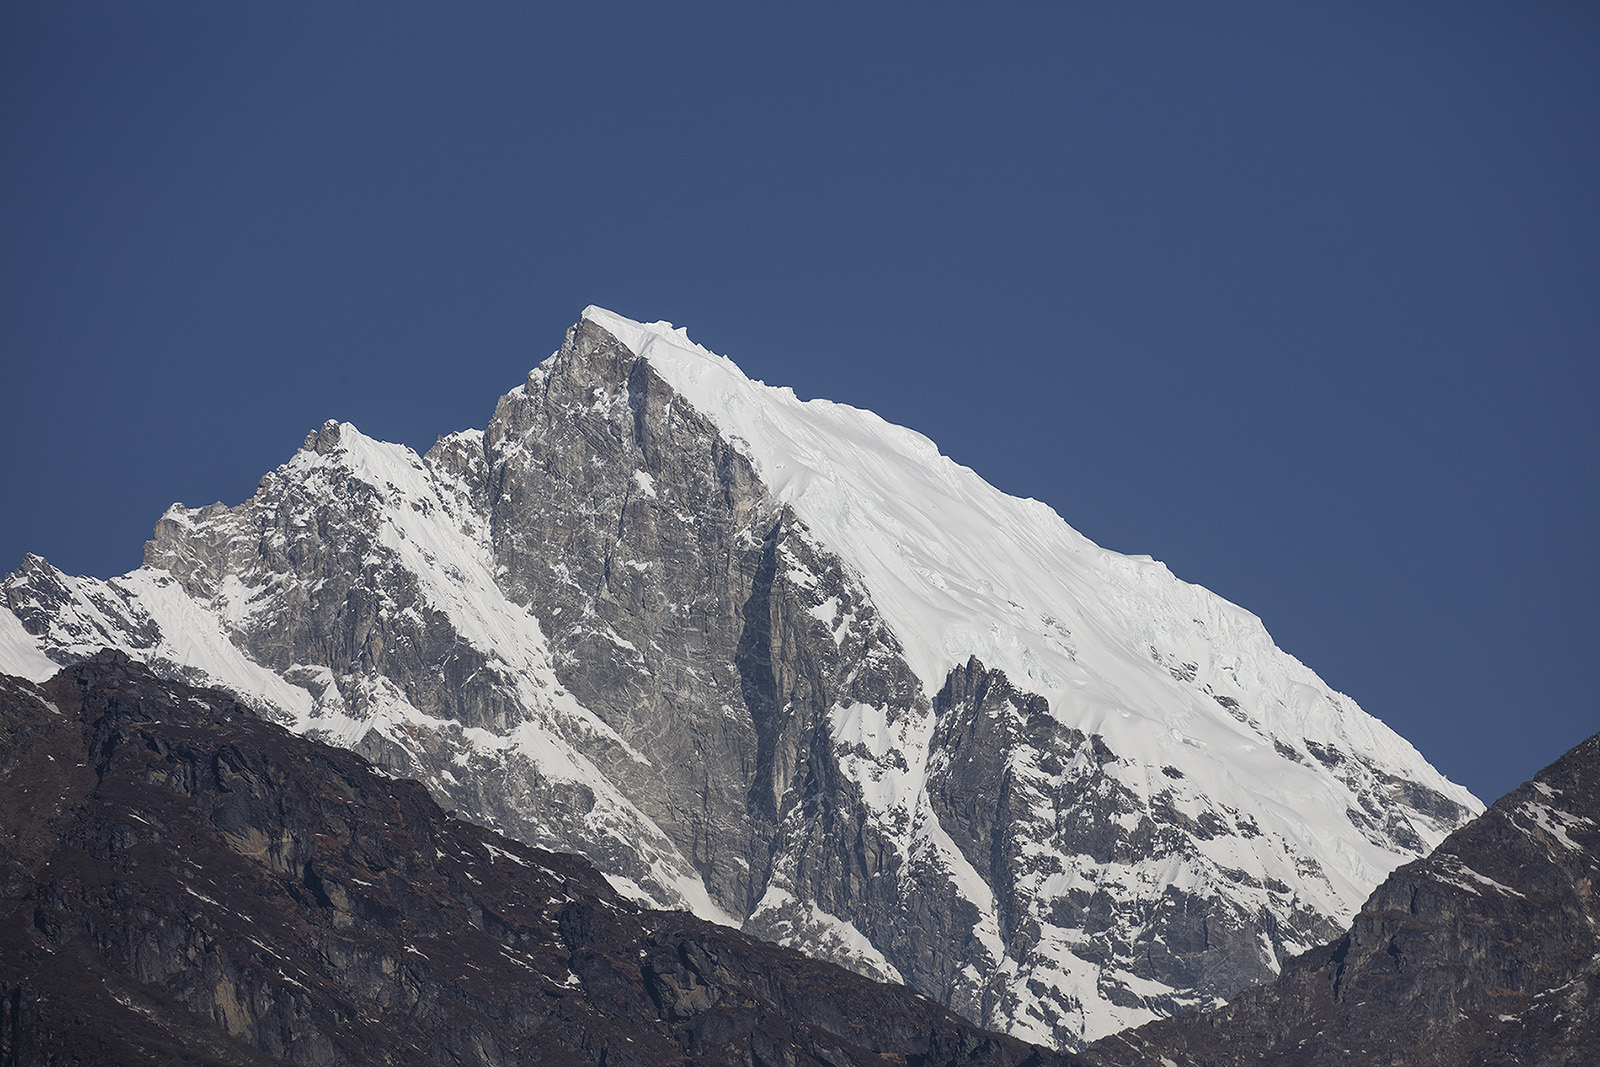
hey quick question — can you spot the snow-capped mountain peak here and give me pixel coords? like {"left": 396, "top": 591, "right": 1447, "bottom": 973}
{"left": 1, "top": 307, "right": 1480, "bottom": 1049}
{"left": 585, "top": 304, "right": 1475, "bottom": 890}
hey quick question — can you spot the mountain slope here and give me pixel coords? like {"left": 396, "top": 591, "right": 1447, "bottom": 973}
{"left": 0, "top": 308, "right": 1479, "bottom": 1048}
{"left": 0, "top": 651, "right": 1063, "bottom": 1067}
{"left": 1084, "top": 730, "right": 1600, "bottom": 1066}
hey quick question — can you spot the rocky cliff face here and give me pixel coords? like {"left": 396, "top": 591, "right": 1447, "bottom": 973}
{"left": 0, "top": 308, "right": 1481, "bottom": 1048}
{"left": 923, "top": 658, "right": 1342, "bottom": 1030}
{"left": 0, "top": 652, "right": 1065, "bottom": 1067}
{"left": 1084, "top": 730, "right": 1600, "bottom": 1067}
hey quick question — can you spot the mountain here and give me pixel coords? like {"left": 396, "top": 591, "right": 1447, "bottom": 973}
{"left": 0, "top": 307, "right": 1480, "bottom": 1049}
{"left": 1083, "top": 729, "right": 1600, "bottom": 1066}
{"left": 0, "top": 650, "right": 1063, "bottom": 1067}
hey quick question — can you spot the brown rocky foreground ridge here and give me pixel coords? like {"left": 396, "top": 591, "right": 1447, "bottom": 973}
{"left": 0, "top": 651, "right": 1063, "bottom": 1067}
{"left": 2, "top": 650, "right": 1595, "bottom": 1066}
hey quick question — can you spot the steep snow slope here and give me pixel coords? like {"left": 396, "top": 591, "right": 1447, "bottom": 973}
{"left": 0, "top": 307, "right": 1480, "bottom": 1049}
{"left": 586, "top": 305, "right": 1477, "bottom": 905}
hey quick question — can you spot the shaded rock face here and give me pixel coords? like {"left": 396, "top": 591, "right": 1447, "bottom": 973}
{"left": 0, "top": 313, "right": 1478, "bottom": 1049}
{"left": 1085, "top": 731, "right": 1600, "bottom": 1067}
{"left": 0, "top": 653, "right": 1067, "bottom": 1067}
{"left": 481, "top": 320, "right": 923, "bottom": 927}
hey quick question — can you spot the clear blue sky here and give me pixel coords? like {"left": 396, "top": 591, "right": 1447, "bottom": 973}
{"left": 2, "top": 3, "right": 1595, "bottom": 805}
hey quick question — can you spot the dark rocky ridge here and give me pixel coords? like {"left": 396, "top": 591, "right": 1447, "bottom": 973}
{"left": 1082, "top": 731, "right": 1600, "bottom": 1066}
{"left": 0, "top": 652, "right": 1081, "bottom": 1067}
{"left": 4, "top": 651, "right": 1587, "bottom": 1066}
{"left": 0, "top": 652, "right": 1065, "bottom": 1067}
